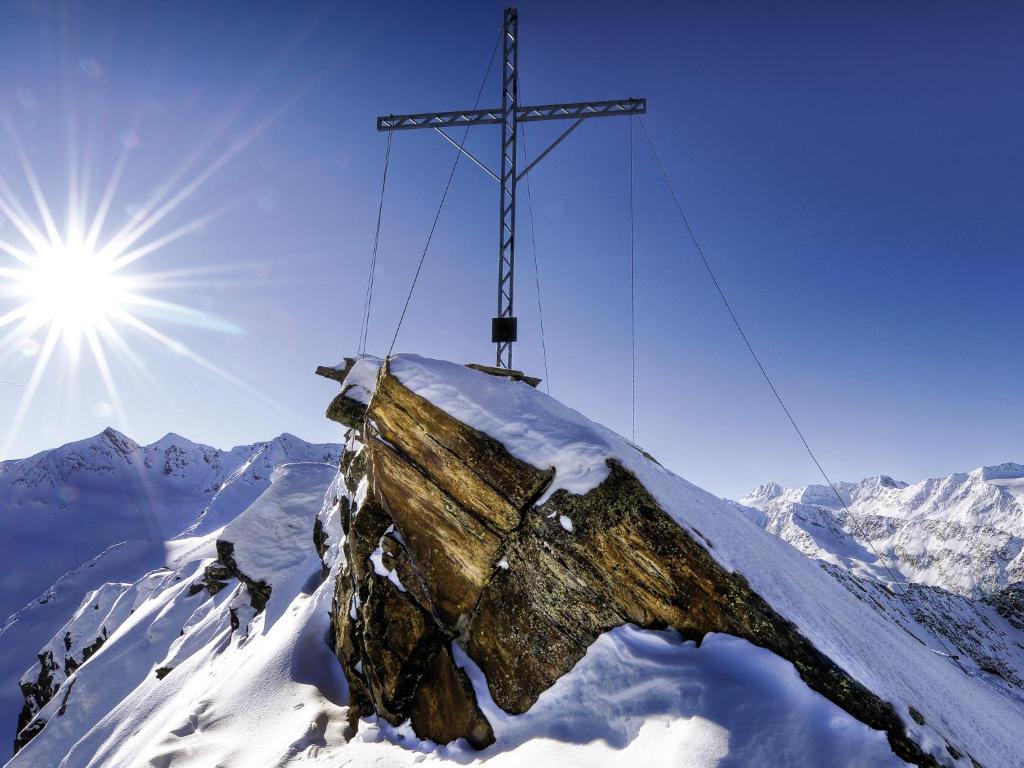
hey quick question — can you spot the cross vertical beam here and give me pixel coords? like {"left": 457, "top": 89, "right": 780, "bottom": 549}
{"left": 495, "top": 8, "right": 519, "bottom": 368}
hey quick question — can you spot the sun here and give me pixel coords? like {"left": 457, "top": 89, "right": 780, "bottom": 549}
{"left": 17, "top": 240, "right": 129, "bottom": 335}
{"left": 0, "top": 58, "right": 313, "bottom": 462}
{"left": 0, "top": 149, "right": 250, "bottom": 462}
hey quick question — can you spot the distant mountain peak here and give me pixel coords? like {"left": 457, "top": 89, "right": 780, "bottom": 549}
{"left": 740, "top": 460, "right": 1024, "bottom": 599}
{"left": 981, "top": 462, "right": 1024, "bottom": 481}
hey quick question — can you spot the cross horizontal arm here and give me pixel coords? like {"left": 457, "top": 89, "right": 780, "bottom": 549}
{"left": 379, "top": 107, "right": 503, "bottom": 131}
{"left": 517, "top": 97, "right": 646, "bottom": 123}
{"left": 377, "top": 97, "right": 645, "bottom": 131}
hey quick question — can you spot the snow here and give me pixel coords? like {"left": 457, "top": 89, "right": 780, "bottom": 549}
{"left": 388, "top": 354, "right": 1024, "bottom": 767}
{"left": 6, "top": 357, "right": 1024, "bottom": 767}
{"left": 0, "top": 540, "right": 165, "bottom": 735}
{"left": 0, "top": 431, "right": 338, "bottom": 742}
{"left": 340, "top": 355, "right": 383, "bottom": 406}
{"left": 739, "top": 463, "right": 1024, "bottom": 597}
{"left": 328, "top": 627, "right": 908, "bottom": 768}
{"left": 0, "top": 430, "right": 339, "bottom": 621}
{"left": 445, "top": 627, "right": 908, "bottom": 768}
{"left": 7, "top": 463, "right": 346, "bottom": 768}
{"left": 219, "top": 463, "right": 336, "bottom": 592}
{"left": 558, "top": 515, "right": 574, "bottom": 532}
{"left": 369, "top": 527, "right": 407, "bottom": 593}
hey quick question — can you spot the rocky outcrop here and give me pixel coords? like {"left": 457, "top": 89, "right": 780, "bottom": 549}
{"left": 196, "top": 540, "right": 272, "bottom": 614}
{"left": 13, "top": 580, "right": 132, "bottom": 753}
{"left": 15, "top": 651, "right": 59, "bottom": 751}
{"left": 317, "top": 357, "right": 971, "bottom": 767}
{"left": 985, "top": 583, "right": 1024, "bottom": 631}
{"left": 317, "top": 357, "right": 374, "bottom": 430}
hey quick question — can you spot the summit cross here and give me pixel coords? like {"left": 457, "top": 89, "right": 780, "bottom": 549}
{"left": 376, "top": 7, "right": 646, "bottom": 369}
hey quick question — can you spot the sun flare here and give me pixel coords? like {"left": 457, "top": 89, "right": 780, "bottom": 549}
{"left": 0, "top": 130, "right": 260, "bottom": 461}
{"left": 17, "top": 241, "right": 129, "bottom": 334}
{"left": 0, "top": 49, "right": 311, "bottom": 462}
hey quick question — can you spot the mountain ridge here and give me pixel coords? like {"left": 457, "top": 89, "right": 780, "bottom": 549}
{"left": 0, "top": 430, "right": 340, "bottom": 743}
{"left": 738, "top": 463, "right": 1024, "bottom": 598}
{"left": 3, "top": 371, "right": 1024, "bottom": 766}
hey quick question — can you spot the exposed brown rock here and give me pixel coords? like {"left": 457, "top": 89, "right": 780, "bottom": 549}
{"left": 410, "top": 643, "right": 495, "bottom": 748}
{"left": 325, "top": 391, "right": 368, "bottom": 430}
{"left": 464, "top": 363, "right": 541, "bottom": 388}
{"left": 315, "top": 359, "right": 355, "bottom": 384}
{"left": 372, "top": 367, "right": 553, "bottom": 517}
{"left": 368, "top": 435, "right": 505, "bottom": 625}
{"left": 322, "top": 358, "right": 950, "bottom": 766}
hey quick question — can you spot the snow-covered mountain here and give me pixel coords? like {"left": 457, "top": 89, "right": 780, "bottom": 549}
{"left": 0, "top": 430, "right": 339, "bottom": 750}
{"left": 1, "top": 428, "right": 340, "bottom": 620}
{"left": 8, "top": 462, "right": 342, "bottom": 766}
{"left": 4, "top": 362, "right": 1024, "bottom": 767}
{"left": 738, "top": 464, "right": 1024, "bottom": 598}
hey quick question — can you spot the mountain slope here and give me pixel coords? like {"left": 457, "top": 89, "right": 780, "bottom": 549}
{"left": 738, "top": 466, "right": 1024, "bottom": 597}
{"left": 7, "top": 462, "right": 343, "bottom": 768}
{"left": 0, "top": 431, "right": 339, "bottom": 749}
{"left": 4, "top": 356, "right": 1023, "bottom": 767}
{"left": 0, "top": 429, "right": 339, "bottom": 621}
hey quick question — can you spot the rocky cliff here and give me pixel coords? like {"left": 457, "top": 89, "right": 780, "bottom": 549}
{"left": 314, "top": 354, "right": 1024, "bottom": 768}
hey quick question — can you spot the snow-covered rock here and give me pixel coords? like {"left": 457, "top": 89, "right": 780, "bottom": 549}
{"left": 319, "top": 354, "right": 1024, "bottom": 767}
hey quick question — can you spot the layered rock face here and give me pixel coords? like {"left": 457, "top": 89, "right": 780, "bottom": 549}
{"left": 316, "top": 356, "right": 981, "bottom": 768}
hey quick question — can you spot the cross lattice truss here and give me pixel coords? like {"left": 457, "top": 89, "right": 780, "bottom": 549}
{"left": 376, "top": 98, "right": 647, "bottom": 132}
{"left": 377, "top": 7, "right": 646, "bottom": 370}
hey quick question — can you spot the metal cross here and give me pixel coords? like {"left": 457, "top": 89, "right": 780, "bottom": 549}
{"left": 377, "top": 7, "right": 646, "bottom": 369}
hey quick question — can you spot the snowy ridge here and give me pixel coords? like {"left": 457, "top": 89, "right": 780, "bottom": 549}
{"left": 0, "top": 431, "right": 339, "bottom": 746}
{"left": 0, "top": 429, "right": 340, "bottom": 619}
{"left": 7, "top": 462, "right": 342, "bottom": 768}
{"left": 739, "top": 465, "right": 1024, "bottom": 596}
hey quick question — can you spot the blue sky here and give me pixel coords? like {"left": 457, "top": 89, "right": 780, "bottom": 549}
{"left": 0, "top": 0, "right": 1021, "bottom": 499}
